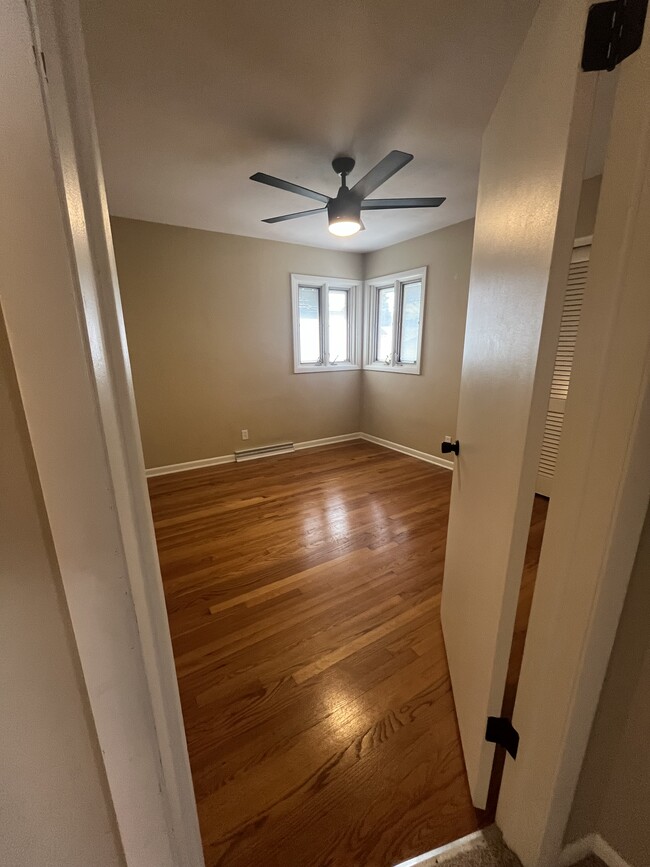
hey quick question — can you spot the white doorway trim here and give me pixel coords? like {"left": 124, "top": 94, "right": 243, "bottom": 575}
{"left": 1, "top": 0, "right": 203, "bottom": 863}
{"left": 497, "top": 34, "right": 650, "bottom": 867}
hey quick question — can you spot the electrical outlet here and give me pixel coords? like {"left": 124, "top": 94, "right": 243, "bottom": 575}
{"left": 241, "top": 429, "right": 249, "bottom": 441}
{"left": 444, "top": 435, "right": 452, "bottom": 443}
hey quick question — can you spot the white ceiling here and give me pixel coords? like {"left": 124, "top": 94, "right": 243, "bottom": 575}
{"left": 81, "top": 0, "right": 541, "bottom": 252}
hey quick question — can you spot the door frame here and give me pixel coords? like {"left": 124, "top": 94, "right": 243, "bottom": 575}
{"left": 1, "top": 0, "right": 204, "bottom": 863}
{"left": 497, "top": 32, "right": 650, "bottom": 867}
{"left": 3, "top": 2, "right": 648, "bottom": 867}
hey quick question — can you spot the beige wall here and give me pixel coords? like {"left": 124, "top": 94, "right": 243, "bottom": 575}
{"left": 113, "top": 217, "right": 473, "bottom": 469}
{"left": 361, "top": 220, "right": 474, "bottom": 459}
{"left": 565, "top": 504, "right": 650, "bottom": 865}
{"left": 112, "top": 180, "right": 599, "bottom": 470}
{"left": 0, "top": 316, "right": 123, "bottom": 866}
{"left": 111, "top": 218, "right": 363, "bottom": 468}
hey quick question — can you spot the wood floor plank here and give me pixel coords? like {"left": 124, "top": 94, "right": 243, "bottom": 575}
{"left": 291, "top": 596, "right": 439, "bottom": 684}
{"left": 148, "top": 441, "right": 547, "bottom": 867}
{"left": 207, "top": 543, "right": 396, "bottom": 615}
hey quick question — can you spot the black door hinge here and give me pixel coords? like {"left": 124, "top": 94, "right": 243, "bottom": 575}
{"left": 582, "top": 0, "right": 648, "bottom": 71}
{"left": 485, "top": 716, "right": 519, "bottom": 759}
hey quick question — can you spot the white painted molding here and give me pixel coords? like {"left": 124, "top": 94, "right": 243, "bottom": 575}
{"left": 146, "top": 434, "right": 362, "bottom": 477}
{"left": 11, "top": 1, "right": 205, "bottom": 863}
{"left": 592, "top": 836, "right": 633, "bottom": 867}
{"left": 559, "top": 835, "right": 596, "bottom": 867}
{"left": 294, "top": 432, "right": 362, "bottom": 450}
{"left": 559, "top": 834, "right": 632, "bottom": 867}
{"left": 146, "top": 454, "right": 235, "bottom": 477}
{"left": 359, "top": 433, "right": 454, "bottom": 470}
{"left": 146, "top": 432, "right": 454, "bottom": 477}
{"left": 393, "top": 829, "right": 485, "bottom": 867}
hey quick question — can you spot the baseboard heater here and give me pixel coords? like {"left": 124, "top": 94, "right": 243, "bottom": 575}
{"left": 234, "top": 442, "right": 295, "bottom": 462}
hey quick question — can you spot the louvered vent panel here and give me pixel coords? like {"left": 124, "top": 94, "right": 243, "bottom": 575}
{"left": 539, "top": 252, "right": 589, "bottom": 487}
{"left": 549, "top": 262, "right": 587, "bottom": 400}
{"left": 538, "top": 411, "right": 564, "bottom": 478}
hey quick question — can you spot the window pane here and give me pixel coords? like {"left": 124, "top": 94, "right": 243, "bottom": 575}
{"left": 328, "top": 289, "right": 349, "bottom": 363}
{"left": 377, "top": 286, "right": 395, "bottom": 362}
{"left": 399, "top": 281, "right": 422, "bottom": 363}
{"left": 298, "top": 286, "right": 321, "bottom": 364}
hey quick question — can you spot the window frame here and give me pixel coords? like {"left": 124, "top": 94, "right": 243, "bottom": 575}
{"left": 290, "top": 274, "right": 362, "bottom": 374}
{"left": 363, "top": 266, "right": 427, "bottom": 375}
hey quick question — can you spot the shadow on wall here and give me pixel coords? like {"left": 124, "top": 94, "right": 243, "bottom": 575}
{"left": 564, "top": 503, "right": 650, "bottom": 866}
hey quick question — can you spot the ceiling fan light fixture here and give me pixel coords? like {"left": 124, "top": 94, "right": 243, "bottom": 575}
{"left": 327, "top": 191, "right": 361, "bottom": 237}
{"left": 329, "top": 218, "right": 361, "bottom": 237}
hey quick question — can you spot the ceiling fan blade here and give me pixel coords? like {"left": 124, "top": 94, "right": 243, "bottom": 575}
{"left": 250, "top": 172, "right": 330, "bottom": 204}
{"left": 262, "top": 207, "right": 326, "bottom": 224}
{"left": 350, "top": 151, "right": 413, "bottom": 199}
{"left": 361, "top": 196, "right": 446, "bottom": 210}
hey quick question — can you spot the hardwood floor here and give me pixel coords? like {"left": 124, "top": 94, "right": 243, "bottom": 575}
{"left": 148, "top": 441, "right": 545, "bottom": 867}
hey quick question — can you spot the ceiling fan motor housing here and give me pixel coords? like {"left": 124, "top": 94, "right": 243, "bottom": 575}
{"left": 327, "top": 187, "right": 362, "bottom": 229}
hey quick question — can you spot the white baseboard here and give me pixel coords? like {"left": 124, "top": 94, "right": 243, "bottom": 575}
{"left": 145, "top": 453, "right": 235, "bottom": 477}
{"left": 145, "top": 431, "right": 454, "bottom": 477}
{"left": 145, "top": 433, "right": 363, "bottom": 477}
{"left": 560, "top": 836, "right": 596, "bottom": 867}
{"left": 560, "top": 834, "right": 632, "bottom": 867}
{"left": 359, "top": 432, "right": 454, "bottom": 470}
{"left": 294, "top": 432, "right": 362, "bottom": 450}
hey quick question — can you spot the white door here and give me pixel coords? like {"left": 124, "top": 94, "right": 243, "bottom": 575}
{"left": 441, "top": 0, "right": 599, "bottom": 809}
{"left": 536, "top": 241, "right": 591, "bottom": 497}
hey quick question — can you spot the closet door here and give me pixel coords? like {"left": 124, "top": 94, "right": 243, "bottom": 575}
{"left": 536, "top": 242, "right": 591, "bottom": 497}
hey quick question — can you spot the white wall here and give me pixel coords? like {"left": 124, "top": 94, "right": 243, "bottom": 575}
{"left": 0, "top": 314, "right": 124, "bottom": 867}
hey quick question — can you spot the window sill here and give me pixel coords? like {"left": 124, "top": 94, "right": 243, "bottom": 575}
{"left": 293, "top": 364, "right": 361, "bottom": 374}
{"left": 363, "top": 363, "right": 421, "bottom": 376}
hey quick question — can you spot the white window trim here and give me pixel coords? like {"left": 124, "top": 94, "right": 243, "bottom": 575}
{"left": 363, "top": 266, "right": 427, "bottom": 375}
{"left": 291, "top": 274, "right": 362, "bottom": 373}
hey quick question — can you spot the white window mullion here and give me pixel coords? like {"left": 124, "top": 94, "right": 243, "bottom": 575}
{"left": 321, "top": 283, "right": 330, "bottom": 366}
{"left": 347, "top": 288, "right": 354, "bottom": 365}
{"left": 392, "top": 280, "right": 402, "bottom": 367}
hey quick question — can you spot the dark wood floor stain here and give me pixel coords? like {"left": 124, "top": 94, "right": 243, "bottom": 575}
{"left": 148, "top": 441, "right": 547, "bottom": 867}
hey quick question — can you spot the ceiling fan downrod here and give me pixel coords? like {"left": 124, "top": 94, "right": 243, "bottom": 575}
{"left": 332, "top": 156, "right": 356, "bottom": 189}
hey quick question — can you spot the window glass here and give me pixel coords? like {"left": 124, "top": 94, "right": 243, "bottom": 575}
{"left": 398, "top": 281, "right": 422, "bottom": 363}
{"left": 298, "top": 286, "right": 321, "bottom": 364}
{"left": 328, "top": 289, "right": 349, "bottom": 363}
{"left": 377, "top": 286, "right": 395, "bottom": 363}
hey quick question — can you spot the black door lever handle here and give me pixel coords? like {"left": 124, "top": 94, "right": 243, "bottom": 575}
{"left": 441, "top": 440, "right": 460, "bottom": 456}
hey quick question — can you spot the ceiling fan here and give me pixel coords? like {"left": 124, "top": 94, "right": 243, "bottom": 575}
{"left": 250, "top": 151, "right": 445, "bottom": 237}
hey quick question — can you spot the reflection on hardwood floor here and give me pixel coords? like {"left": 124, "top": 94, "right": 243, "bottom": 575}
{"left": 148, "top": 441, "right": 541, "bottom": 867}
